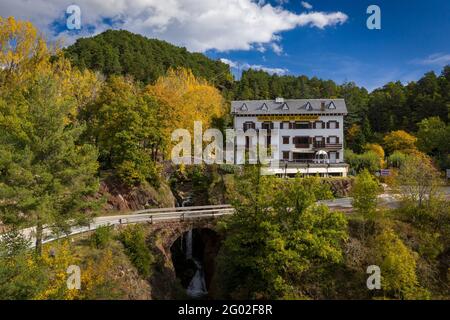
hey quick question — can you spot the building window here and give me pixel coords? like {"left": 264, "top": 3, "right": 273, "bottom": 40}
{"left": 282, "top": 136, "right": 290, "bottom": 144}
{"left": 261, "top": 121, "right": 273, "bottom": 130}
{"left": 281, "top": 121, "right": 290, "bottom": 129}
{"left": 282, "top": 151, "right": 290, "bottom": 160}
{"left": 294, "top": 121, "right": 310, "bottom": 129}
{"left": 293, "top": 136, "right": 310, "bottom": 147}
{"left": 314, "top": 136, "right": 324, "bottom": 148}
{"left": 329, "top": 151, "right": 337, "bottom": 163}
{"left": 243, "top": 122, "right": 255, "bottom": 131}
{"left": 327, "top": 121, "right": 339, "bottom": 129}
{"left": 314, "top": 121, "right": 324, "bottom": 129}
{"left": 327, "top": 136, "right": 339, "bottom": 144}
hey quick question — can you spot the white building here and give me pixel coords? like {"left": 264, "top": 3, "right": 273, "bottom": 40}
{"left": 231, "top": 98, "right": 349, "bottom": 177}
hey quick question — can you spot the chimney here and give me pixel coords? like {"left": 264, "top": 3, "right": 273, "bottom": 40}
{"left": 320, "top": 101, "right": 325, "bottom": 110}
{"left": 275, "top": 97, "right": 284, "bottom": 103}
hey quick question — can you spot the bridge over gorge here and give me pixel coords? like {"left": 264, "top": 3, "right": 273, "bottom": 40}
{"left": 1, "top": 195, "right": 404, "bottom": 247}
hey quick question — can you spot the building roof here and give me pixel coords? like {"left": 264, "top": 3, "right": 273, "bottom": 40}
{"left": 231, "top": 99, "right": 347, "bottom": 115}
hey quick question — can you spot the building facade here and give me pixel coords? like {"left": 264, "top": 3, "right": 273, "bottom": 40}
{"left": 231, "top": 98, "right": 348, "bottom": 177}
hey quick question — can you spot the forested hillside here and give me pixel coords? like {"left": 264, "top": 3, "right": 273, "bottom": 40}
{"left": 64, "top": 30, "right": 233, "bottom": 87}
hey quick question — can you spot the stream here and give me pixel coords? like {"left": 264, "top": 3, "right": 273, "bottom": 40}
{"left": 185, "top": 230, "right": 208, "bottom": 298}
{"left": 181, "top": 196, "right": 208, "bottom": 298}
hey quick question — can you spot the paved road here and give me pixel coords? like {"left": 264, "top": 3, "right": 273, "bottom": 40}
{"left": 2, "top": 195, "right": 403, "bottom": 247}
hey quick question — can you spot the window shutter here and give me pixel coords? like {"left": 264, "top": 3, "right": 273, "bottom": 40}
{"left": 326, "top": 122, "right": 330, "bottom": 129}
{"left": 280, "top": 122, "right": 284, "bottom": 129}
{"left": 326, "top": 137, "right": 330, "bottom": 143}
{"left": 336, "top": 137, "right": 340, "bottom": 143}
{"left": 308, "top": 137, "right": 312, "bottom": 144}
{"left": 336, "top": 121, "right": 339, "bottom": 129}
{"left": 289, "top": 122, "right": 293, "bottom": 129}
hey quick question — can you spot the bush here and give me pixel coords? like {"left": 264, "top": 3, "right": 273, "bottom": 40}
{"left": 388, "top": 151, "right": 407, "bottom": 168}
{"left": 119, "top": 225, "right": 153, "bottom": 277}
{"left": 346, "top": 150, "right": 381, "bottom": 173}
{"left": 90, "top": 225, "right": 113, "bottom": 249}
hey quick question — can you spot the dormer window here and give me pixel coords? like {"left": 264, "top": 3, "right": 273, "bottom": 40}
{"left": 305, "top": 102, "right": 313, "bottom": 111}
{"left": 261, "top": 103, "right": 268, "bottom": 111}
{"left": 328, "top": 101, "right": 336, "bottom": 109}
{"left": 241, "top": 103, "right": 248, "bottom": 111}
{"left": 281, "top": 102, "right": 289, "bottom": 110}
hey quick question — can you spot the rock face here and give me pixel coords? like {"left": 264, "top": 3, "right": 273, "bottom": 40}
{"left": 99, "top": 176, "right": 176, "bottom": 212}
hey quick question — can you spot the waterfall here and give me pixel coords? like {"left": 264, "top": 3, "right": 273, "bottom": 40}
{"left": 185, "top": 229, "right": 193, "bottom": 260}
{"left": 187, "top": 260, "right": 208, "bottom": 298}
{"left": 177, "top": 193, "right": 207, "bottom": 298}
{"left": 184, "top": 229, "right": 208, "bottom": 298}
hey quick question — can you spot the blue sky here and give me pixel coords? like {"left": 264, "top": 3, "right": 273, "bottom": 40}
{"left": 1, "top": 0, "right": 449, "bottom": 91}
{"left": 210, "top": 0, "right": 450, "bottom": 91}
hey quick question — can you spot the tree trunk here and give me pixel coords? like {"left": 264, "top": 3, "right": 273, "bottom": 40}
{"left": 35, "top": 220, "right": 43, "bottom": 256}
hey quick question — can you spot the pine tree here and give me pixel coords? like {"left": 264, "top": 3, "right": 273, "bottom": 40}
{"left": 0, "top": 76, "right": 100, "bottom": 254}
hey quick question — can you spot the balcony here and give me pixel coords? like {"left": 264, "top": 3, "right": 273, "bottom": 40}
{"left": 313, "top": 142, "right": 342, "bottom": 149}
{"left": 270, "top": 159, "right": 348, "bottom": 168}
{"left": 294, "top": 143, "right": 311, "bottom": 149}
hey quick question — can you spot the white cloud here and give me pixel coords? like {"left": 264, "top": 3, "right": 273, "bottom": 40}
{"left": 271, "top": 43, "right": 283, "bottom": 55}
{"left": 219, "top": 58, "right": 238, "bottom": 68}
{"left": 245, "top": 64, "right": 288, "bottom": 75}
{"left": 0, "top": 0, "right": 347, "bottom": 52}
{"left": 301, "top": 1, "right": 313, "bottom": 10}
{"left": 220, "top": 58, "right": 288, "bottom": 75}
{"left": 412, "top": 53, "right": 450, "bottom": 66}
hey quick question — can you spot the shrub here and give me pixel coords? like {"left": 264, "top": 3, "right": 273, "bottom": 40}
{"left": 90, "top": 225, "right": 113, "bottom": 249}
{"left": 119, "top": 225, "right": 153, "bottom": 277}
{"left": 346, "top": 150, "right": 381, "bottom": 173}
{"left": 388, "top": 151, "right": 407, "bottom": 168}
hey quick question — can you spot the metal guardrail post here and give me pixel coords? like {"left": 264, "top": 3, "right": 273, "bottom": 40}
{"left": 150, "top": 215, "right": 153, "bottom": 224}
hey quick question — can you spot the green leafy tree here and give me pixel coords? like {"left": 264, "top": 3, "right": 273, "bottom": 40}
{"left": 351, "top": 170, "right": 379, "bottom": 241}
{"left": 0, "top": 76, "right": 100, "bottom": 254}
{"left": 352, "top": 170, "right": 379, "bottom": 220}
{"left": 119, "top": 225, "right": 153, "bottom": 277}
{"left": 216, "top": 167, "right": 347, "bottom": 299}
{"left": 83, "top": 76, "right": 161, "bottom": 186}
{"left": 417, "top": 117, "right": 450, "bottom": 169}
{"left": 396, "top": 154, "right": 442, "bottom": 208}
{"left": 388, "top": 151, "right": 407, "bottom": 168}
{"left": 371, "top": 228, "right": 429, "bottom": 299}
{"left": 0, "top": 229, "right": 48, "bottom": 299}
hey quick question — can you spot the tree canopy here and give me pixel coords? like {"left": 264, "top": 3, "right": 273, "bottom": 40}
{"left": 64, "top": 29, "right": 233, "bottom": 88}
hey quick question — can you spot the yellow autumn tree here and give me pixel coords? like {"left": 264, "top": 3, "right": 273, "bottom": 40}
{"left": 0, "top": 16, "right": 48, "bottom": 83}
{"left": 364, "top": 143, "right": 385, "bottom": 168}
{"left": 146, "top": 67, "right": 226, "bottom": 156}
{"left": 0, "top": 17, "right": 102, "bottom": 119}
{"left": 383, "top": 130, "right": 417, "bottom": 155}
{"left": 35, "top": 241, "right": 114, "bottom": 300}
